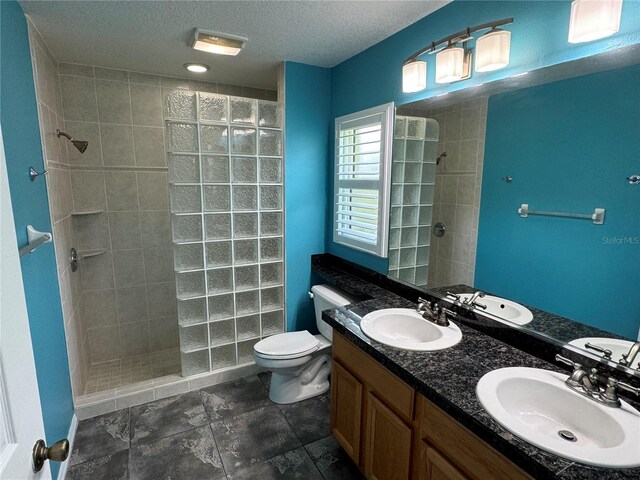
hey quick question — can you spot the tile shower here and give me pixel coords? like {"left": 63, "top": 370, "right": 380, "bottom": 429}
{"left": 428, "top": 98, "right": 487, "bottom": 287}
{"left": 25, "top": 19, "right": 280, "bottom": 407}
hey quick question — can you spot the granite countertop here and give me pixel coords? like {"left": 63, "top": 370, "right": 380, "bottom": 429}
{"left": 313, "top": 261, "right": 640, "bottom": 480}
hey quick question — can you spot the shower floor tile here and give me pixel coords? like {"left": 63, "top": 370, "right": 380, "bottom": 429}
{"left": 84, "top": 348, "right": 181, "bottom": 394}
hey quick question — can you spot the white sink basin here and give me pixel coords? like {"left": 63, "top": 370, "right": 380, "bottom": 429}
{"left": 360, "top": 308, "right": 462, "bottom": 351}
{"left": 457, "top": 294, "right": 533, "bottom": 325}
{"left": 568, "top": 337, "right": 634, "bottom": 363}
{"left": 477, "top": 367, "right": 640, "bottom": 468}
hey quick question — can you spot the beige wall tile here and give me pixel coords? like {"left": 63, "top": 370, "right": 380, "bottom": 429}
{"left": 100, "top": 124, "right": 135, "bottom": 166}
{"left": 60, "top": 75, "right": 98, "bottom": 122}
{"left": 71, "top": 170, "right": 107, "bottom": 211}
{"left": 137, "top": 172, "right": 169, "bottom": 210}
{"left": 143, "top": 246, "right": 173, "bottom": 284}
{"left": 149, "top": 316, "right": 179, "bottom": 351}
{"left": 95, "top": 67, "right": 128, "bottom": 83}
{"left": 88, "top": 324, "right": 120, "bottom": 363}
{"left": 113, "top": 249, "right": 146, "bottom": 288}
{"left": 130, "top": 84, "right": 162, "bottom": 126}
{"left": 133, "top": 127, "right": 165, "bottom": 166}
{"left": 105, "top": 172, "right": 139, "bottom": 211}
{"left": 129, "top": 72, "right": 160, "bottom": 86}
{"left": 119, "top": 321, "right": 150, "bottom": 356}
{"left": 96, "top": 80, "right": 132, "bottom": 124}
{"left": 75, "top": 213, "right": 110, "bottom": 251}
{"left": 139, "top": 210, "right": 171, "bottom": 247}
{"left": 109, "top": 211, "right": 142, "bottom": 250}
{"left": 84, "top": 289, "right": 118, "bottom": 329}
{"left": 116, "top": 286, "right": 148, "bottom": 324}
{"left": 146, "top": 282, "right": 177, "bottom": 318}
{"left": 58, "top": 63, "right": 94, "bottom": 78}
{"left": 81, "top": 251, "right": 115, "bottom": 291}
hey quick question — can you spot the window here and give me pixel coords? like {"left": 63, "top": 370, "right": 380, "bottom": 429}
{"left": 333, "top": 103, "right": 394, "bottom": 257}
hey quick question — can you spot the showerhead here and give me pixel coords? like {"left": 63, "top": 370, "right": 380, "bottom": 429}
{"left": 56, "top": 129, "right": 89, "bottom": 153}
{"left": 72, "top": 139, "right": 89, "bottom": 153}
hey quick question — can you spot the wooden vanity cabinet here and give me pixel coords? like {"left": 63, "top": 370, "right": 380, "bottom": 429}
{"left": 331, "top": 332, "right": 534, "bottom": 480}
{"left": 332, "top": 332, "right": 414, "bottom": 479}
{"left": 331, "top": 360, "right": 363, "bottom": 461}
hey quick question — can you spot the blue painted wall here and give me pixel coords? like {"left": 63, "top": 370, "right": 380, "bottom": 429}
{"left": 327, "top": 0, "right": 640, "bottom": 272}
{"left": 284, "top": 62, "right": 332, "bottom": 332}
{"left": 1, "top": 2, "right": 73, "bottom": 476}
{"left": 476, "top": 64, "right": 640, "bottom": 338}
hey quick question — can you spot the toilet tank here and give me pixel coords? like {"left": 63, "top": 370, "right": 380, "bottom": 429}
{"left": 311, "top": 284, "right": 356, "bottom": 342}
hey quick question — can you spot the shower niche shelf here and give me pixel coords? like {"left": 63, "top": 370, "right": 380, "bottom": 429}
{"left": 71, "top": 210, "right": 104, "bottom": 217}
{"left": 79, "top": 249, "right": 107, "bottom": 259}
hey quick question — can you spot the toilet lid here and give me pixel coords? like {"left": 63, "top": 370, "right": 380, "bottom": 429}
{"left": 254, "top": 331, "right": 320, "bottom": 358}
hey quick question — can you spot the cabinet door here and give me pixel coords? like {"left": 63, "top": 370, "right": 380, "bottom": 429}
{"left": 331, "top": 360, "right": 363, "bottom": 463}
{"left": 421, "top": 443, "right": 469, "bottom": 480}
{"left": 364, "top": 393, "right": 412, "bottom": 480}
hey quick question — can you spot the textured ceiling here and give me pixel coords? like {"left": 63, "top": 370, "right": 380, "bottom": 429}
{"left": 20, "top": 0, "right": 450, "bottom": 89}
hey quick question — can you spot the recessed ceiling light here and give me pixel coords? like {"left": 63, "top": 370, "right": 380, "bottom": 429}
{"left": 192, "top": 28, "right": 247, "bottom": 56}
{"left": 184, "top": 63, "right": 210, "bottom": 73}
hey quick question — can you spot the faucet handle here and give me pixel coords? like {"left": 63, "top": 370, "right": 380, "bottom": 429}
{"left": 555, "top": 354, "right": 581, "bottom": 370}
{"left": 600, "top": 377, "right": 640, "bottom": 407}
{"left": 613, "top": 378, "right": 640, "bottom": 397}
{"left": 446, "top": 292, "right": 461, "bottom": 302}
{"left": 436, "top": 307, "right": 456, "bottom": 327}
{"left": 471, "top": 301, "right": 488, "bottom": 310}
{"left": 584, "top": 342, "right": 613, "bottom": 359}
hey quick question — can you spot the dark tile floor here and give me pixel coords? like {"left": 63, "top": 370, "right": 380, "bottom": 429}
{"left": 67, "top": 373, "right": 364, "bottom": 480}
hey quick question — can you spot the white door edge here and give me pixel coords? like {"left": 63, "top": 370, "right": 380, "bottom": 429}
{"left": 0, "top": 123, "right": 51, "bottom": 479}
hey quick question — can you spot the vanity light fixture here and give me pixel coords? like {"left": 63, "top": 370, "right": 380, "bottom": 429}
{"left": 402, "top": 60, "right": 427, "bottom": 93}
{"left": 184, "top": 63, "right": 210, "bottom": 73}
{"left": 475, "top": 28, "right": 511, "bottom": 72}
{"left": 568, "top": 0, "right": 623, "bottom": 43}
{"left": 435, "top": 43, "right": 471, "bottom": 83}
{"left": 402, "top": 18, "right": 513, "bottom": 91}
{"left": 192, "top": 28, "right": 247, "bottom": 56}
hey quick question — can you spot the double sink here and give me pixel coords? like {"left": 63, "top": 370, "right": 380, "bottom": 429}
{"left": 358, "top": 306, "right": 640, "bottom": 469}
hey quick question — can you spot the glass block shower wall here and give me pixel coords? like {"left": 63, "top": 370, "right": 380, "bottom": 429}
{"left": 388, "top": 115, "right": 439, "bottom": 287}
{"left": 164, "top": 91, "right": 285, "bottom": 377}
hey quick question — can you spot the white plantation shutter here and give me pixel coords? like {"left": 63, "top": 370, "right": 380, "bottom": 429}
{"left": 334, "top": 103, "right": 394, "bottom": 257}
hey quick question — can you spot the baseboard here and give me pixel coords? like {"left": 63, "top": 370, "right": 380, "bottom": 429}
{"left": 56, "top": 414, "right": 77, "bottom": 480}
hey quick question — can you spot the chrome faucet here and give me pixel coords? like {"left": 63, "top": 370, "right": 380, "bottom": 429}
{"left": 447, "top": 290, "right": 487, "bottom": 310}
{"left": 556, "top": 354, "right": 640, "bottom": 407}
{"left": 417, "top": 297, "right": 455, "bottom": 327}
{"left": 620, "top": 341, "right": 640, "bottom": 368}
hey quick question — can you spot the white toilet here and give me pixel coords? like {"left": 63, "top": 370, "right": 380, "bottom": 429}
{"left": 253, "top": 284, "right": 355, "bottom": 404}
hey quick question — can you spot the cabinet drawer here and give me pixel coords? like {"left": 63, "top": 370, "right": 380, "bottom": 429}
{"left": 333, "top": 332, "right": 415, "bottom": 421}
{"left": 419, "top": 396, "right": 532, "bottom": 480}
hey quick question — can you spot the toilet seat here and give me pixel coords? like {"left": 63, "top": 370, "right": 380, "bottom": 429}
{"left": 254, "top": 331, "right": 320, "bottom": 360}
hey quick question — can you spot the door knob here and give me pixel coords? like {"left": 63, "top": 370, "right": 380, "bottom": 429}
{"left": 32, "top": 438, "right": 69, "bottom": 472}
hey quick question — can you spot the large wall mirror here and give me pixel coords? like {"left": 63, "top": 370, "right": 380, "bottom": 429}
{"left": 389, "top": 45, "right": 640, "bottom": 373}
